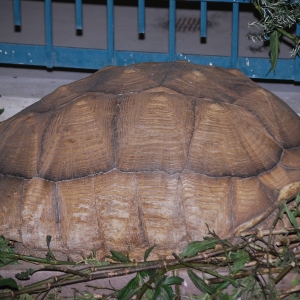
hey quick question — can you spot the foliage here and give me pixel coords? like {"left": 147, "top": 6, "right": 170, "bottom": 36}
{"left": 249, "top": 0, "right": 300, "bottom": 73}
{"left": 0, "top": 236, "right": 18, "bottom": 267}
{"left": 0, "top": 194, "right": 300, "bottom": 299}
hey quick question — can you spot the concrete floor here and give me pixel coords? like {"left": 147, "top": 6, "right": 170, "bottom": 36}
{"left": 0, "top": 0, "right": 299, "bottom": 121}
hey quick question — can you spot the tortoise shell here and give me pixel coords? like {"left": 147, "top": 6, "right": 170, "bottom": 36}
{"left": 1, "top": 61, "right": 300, "bottom": 260}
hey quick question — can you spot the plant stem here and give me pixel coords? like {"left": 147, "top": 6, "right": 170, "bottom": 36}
{"left": 276, "top": 27, "right": 299, "bottom": 44}
{"left": 0, "top": 252, "right": 77, "bottom": 265}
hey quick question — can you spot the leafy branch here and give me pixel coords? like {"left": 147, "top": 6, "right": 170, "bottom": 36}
{"left": 248, "top": 0, "right": 300, "bottom": 73}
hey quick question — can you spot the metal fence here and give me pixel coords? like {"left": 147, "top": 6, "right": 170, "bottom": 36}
{"left": 0, "top": 0, "right": 299, "bottom": 81}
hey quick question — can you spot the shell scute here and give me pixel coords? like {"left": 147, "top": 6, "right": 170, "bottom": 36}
{"left": 38, "top": 93, "right": 116, "bottom": 181}
{"left": 181, "top": 171, "right": 233, "bottom": 239}
{"left": 116, "top": 92, "right": 194, "bottom": 173}
{"left": 234, "top": 89, "right": 300, "bottom": 149}
{"left": 22, "top": 178, "right": 64, "bottom": 250}
{"left": 0, "top": 176, "right": 23, "bottom": 241}
{"left": 0, "top": 112, "right": 51, "bottom": 178}
{"left": 188, "top": 100, "right": 282, "bottom": 177}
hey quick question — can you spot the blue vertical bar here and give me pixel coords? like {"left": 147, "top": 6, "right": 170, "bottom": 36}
{"left": 231, "top": 3, "right": 239, "bottom": 68}
{"left": 169, "top": 0, "right": 176, "bottom": 61}
{"left": 13, "top": 0, "right": 21, "bottom": 26}
{"left": 107, "top": 0, "right": 114, "bottom": 65}
{"left": 75, "top": 0, "right": 83, "bottom": 30}
{"left": 45, "top": 0, "right": 53, "bottom": 68}
{"left": 200, "top": 1, "right": 207, "bottom": 38}
{"left": 295, "top": 23, "right": 300, "bottom": 82}
{"left": 138, "top": 0, "right": 145, "bottom": 34}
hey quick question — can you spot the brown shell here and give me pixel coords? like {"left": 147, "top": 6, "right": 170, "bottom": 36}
{"left": 1, "top": 61, "right": 300, "bottom": 260}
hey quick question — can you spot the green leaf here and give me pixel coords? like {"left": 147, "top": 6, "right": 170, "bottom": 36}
{"left": 0, "top": 109, "right": 4, "bottom": 115}
{"left": 15, "top": 268, "right": 35, "bottom": 280}
{"left": 296, "top": 193, "right": 300, "bottom": 206}
{"left": 294, "top": 208, "right": 300, "bottom": 217}
{"left": 110, "top": 250, "right": 131, "bottom": 263}
{"left": 138, "top": 270, "right": 149, "bottom": 280}
{"left": 145, "top": 288, "right": 153, "bottom": 299}
{"left": 46, "top": 235, "right": 52, "bottom": 247}
{"left": 74, "top": 291, "right": 96, "bottom": 299}
{"left": 211, "top": 281, "right": 231, "bottom": 296}
{"left": 0, "top": 236, "right": 17, "bottom": 266}
{"left": 46, "top": 235, "right": 56, "bottom": 261}
{"left": 284, "top": 203, "right": 300, "bottom": 240}
{"left": 278, "top": 202, "right": 286, "bottom": 220}
{"left": 152, "top": 286, "right": 171, "bottom": 300}
{"left": 291, "top": 276, "right": 299, "bottom": 287}
{"left": 117, "top": 287, "right": 140, "bottom": 300}
{"left": 152, "top": 287, "right": 162, "bottom": 300}
{"left": 187, "top": 269, "right": 214, "bottom": 295}
{"left": 163, "top": 276, "right": 184, "bottom": 286}
{"left": 205, "top": 269, "right": 238, "bottom": 288}
{"left": 161, "top": 284, "right": 173, "bottom": 300}
{"left": 145, "top": 269, "right": 156, "bottom": 279}
{"left": 217, "top": 292, "right": 235, "bottom": 300}
{"left": 117, "top": 275, "right": 141, "bottom": 300}
{"left": 85, "top": 259, "right": 109, "bottom": 266}
{"left": 154, "top": 275, "right": 167, "bottom": 288}
{"left": 0, "top": 277, "right": 19, "bottom": 290}
{"left": 238, "top": 275, "right": 264, "bottom": 299}
{"left": 144, "top": 244, "right": 157, "bottom": 262}
{"left": 267, "top": 30, "right": 281, "bottom": 75}
{"left": 179, "top": 238, "right": 219, "bottom": 258}
{"left": 231, "top": 250, "right": 250, "bottom": 273}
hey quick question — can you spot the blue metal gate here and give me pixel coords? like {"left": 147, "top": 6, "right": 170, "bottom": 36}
{"left": 0, "top": 0, "right": 300, "bottom": 81}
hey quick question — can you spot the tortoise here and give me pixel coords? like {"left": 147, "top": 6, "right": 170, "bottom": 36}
{"left": 1, "top": 61, "right": 300, "bottom": 261}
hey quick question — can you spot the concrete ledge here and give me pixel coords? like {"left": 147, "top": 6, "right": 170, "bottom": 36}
{"left": 0, "top": 75, "right": 73, "bottom": 98}
{"left": 0, "top": 96, "right": 38, "bottom": 121}
{"left": 0, "top": 76, "right": 73, "bottom": 121}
